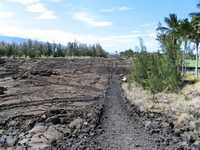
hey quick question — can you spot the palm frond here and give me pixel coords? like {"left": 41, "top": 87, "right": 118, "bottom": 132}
{"left": 164, "top": 14, "right": 179, "bottom": 29}
{"left": 197, "top": 3, "right": 200, "bottom": 8}
{"left": 190, "top": 12, "right": 200, "bottom": 18}
{"left": 156, "top": 26, "right": 169, "bottom": 31}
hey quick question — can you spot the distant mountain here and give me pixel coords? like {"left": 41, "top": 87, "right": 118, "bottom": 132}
{"left": 0, "top": 35, "right": 28, "bottom": 44}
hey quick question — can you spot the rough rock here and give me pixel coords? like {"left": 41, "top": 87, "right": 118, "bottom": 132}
{"left": 194, "top": 120, "right": 200, "bottom": 133}
{"left": 0, "top": 130, "right": 4, "bottom": 135}
{"left": 191, "top": 141, "right": 200, "bottom": 150}
{"left": 175, "top": 113, "right": 192, "bottom": 129}
{"left": 29, "top": 125, "right": 46, "bottom": 136}
{"left": 0, "top": 58, "right": 6, "bottom": 64}
{"left": 0, "top": 86, "right": 7, "bottom": 95}
{"left": 44, "top": 126, "right": 63, "bottom": 143}
{"left": 6, "top": 136, "right": 16, "bottom": 147}
{"left": 0, "top": 58, "right": 130, "bottom": 149}
{"left": 69, "top": 118, "right": 83, "bottom": 131}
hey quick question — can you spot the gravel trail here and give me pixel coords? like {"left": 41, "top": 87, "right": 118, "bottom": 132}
{"left": 95, "top": 75, "right": 159, "bottom": 150}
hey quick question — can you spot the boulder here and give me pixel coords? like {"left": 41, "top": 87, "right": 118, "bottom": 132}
{"left": 18, "top": 138, "right": 29, "bottom": 145}
{"left": 194, "top": 120, "right": 200, "bottom": 132}
{"left": 43, "top": 126, "right": 63, "bottom": 144}
{"left": 0, "top": 87, "right": 7, "bottom": 95}
{"left": 69, "top": 118, "right": 83, "bottom": 135}
{"left": 28, "top": 133, "right": 49, "bottom": 150}
{"left": 0, "top": 130, "right": 4, "bottom": 135}
{"left": 191, "top": 141, "right": 200, "bottom": 150}
{"left": 175, "top": 113, "right": 192, "bottom": 129}
{"left": 29, "top": 143, "right": 49, "bottom": 150}
{"left": 54, "top": 125, "right": 71, "bottom": 135}
{"left": 175, "top": 142, "right": 188, "bottom": 150}
{"left": 29, "top": 124, "right": 46, "bottom": 136}
{"left": 186, "top": 133, "right": 195, "bottom": 145}
{"left": 0, "top": 136, "right": 6, "bottom": 145}
{"left": 69, "top": 118, "right": 83, "bottom": 130}
{"left": 6, "top": 136, "right": 17, "bottom": 147}
{"left": 0, "top": 58, "right": 6, "bottom": 64}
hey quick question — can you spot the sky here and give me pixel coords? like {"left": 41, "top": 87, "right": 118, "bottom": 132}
{"left": 0, "top": 0, "right": 199, "bottom": 53}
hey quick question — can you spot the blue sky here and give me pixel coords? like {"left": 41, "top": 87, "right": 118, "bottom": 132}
{"left": 0, "top": 0, "right": 199, "bottom": 52}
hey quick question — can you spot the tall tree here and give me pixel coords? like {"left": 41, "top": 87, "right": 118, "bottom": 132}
{"left": 157, "top": 14, "right": 182, "bottom": 70}
{"left": 179, "top": 19, "right": 193, "bottom": 73}
{"left": 190, "top": 3, "right": 200, "bottom": 78}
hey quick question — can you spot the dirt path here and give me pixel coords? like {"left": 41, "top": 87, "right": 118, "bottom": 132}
{"left": 95, "top": 75, "right": 159, "bottom": 150}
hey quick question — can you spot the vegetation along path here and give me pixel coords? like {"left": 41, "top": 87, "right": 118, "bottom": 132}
{"left": 95, "top": 75, "right": 159, "bottom": 150}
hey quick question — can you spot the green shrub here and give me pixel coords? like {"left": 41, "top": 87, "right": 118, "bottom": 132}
{"left": 129, "top": 52, "right": 182, "bottom": 94}
{"left": 128, "top": 36, "right": 182, "bottom": 94}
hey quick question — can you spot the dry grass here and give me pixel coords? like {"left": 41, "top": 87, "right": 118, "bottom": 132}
{"left": 183, "top": 72, "right": 197, "bottom": 81}
{"left": 122, "top": 80, "right": 200, "bottom": 136}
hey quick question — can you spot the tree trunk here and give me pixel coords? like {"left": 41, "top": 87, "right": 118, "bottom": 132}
{"left": 184, "top": 41, "right": 188, "bottom": 73}
{"left": 182, "top": 41, "right": 187, "bottom": 74}
{"left": 196, "top": 42, "right": 199, "bottom": 78}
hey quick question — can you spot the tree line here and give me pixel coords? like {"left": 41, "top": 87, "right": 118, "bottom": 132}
{"left": 157, "top": 3, "right": 200, "bottom": 78}
{"left": 0, "top": 40, "right": 107, "bottom": 58}
{"left": 128, "top": 2, "right": 200, "bottom": 94}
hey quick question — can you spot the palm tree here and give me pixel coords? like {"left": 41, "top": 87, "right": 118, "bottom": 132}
{"left": 179, "top": 19, "right": 193, "bottom": 73}
{"left": 157, "top": 14, "right": 181, "bottom": 69}
{"left": 190, "top": 3, "right": 200, "bottom": 78}
{"left": 190, "top": 21, "right": 200, "bottom": 78}
{"left": 157, "top": 14, "right": 180, "bottom": 36}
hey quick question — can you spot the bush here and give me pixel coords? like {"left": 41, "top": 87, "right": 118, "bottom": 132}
{"left": 129, "top": 52, "right": 182, "bottom": 94}
{"left": 129, "top": 38, "right": 182, "bottom": 95}
{"left": 120, "top": 49, "right": 134, "bottom": 58}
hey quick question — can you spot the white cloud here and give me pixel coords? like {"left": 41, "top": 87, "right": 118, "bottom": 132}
{"left": 0, "top": 1, "right": 157, "bottom": 52}
{"left": 49, "top": 0, "right": 64, "bottom": 2}
{"left": 26, "top": 3, "right": 47, "bottom": 13}
{"left": 8, "top": 0, "right": 40, "bottom": 6}
{"left": 36, "top": 11, "right": 57, "bottom": 20}
{"left": 0, "top": 23, "right": 101, "bottom": 44}
{"left": 119, "top": 6, "right": 132, "bottom": 11}
{"left": 100, "top": 6, "right": 132, "bottom": 13}
{"left": 100, "top": 31, "right": 158, "bottom": 52}
{"left": 140, "top": 23, "right": 157, "bottom": 28}
{"left": 100, "top": 8, "right": 115, "bottom": 13}
{"left": 7, "top": 0, "right": 57, "bottom": 20}
{"left": 73, "top": 12, "right": 112, "bottom": 28}
{"left": 0, "top": 22, "right": 159, "bottom": 52}
{"left": 130, "top": 30, "right": 141, "bottom": 34}
{"left": 0, "top": 11, "right": 14, "bottom": 19}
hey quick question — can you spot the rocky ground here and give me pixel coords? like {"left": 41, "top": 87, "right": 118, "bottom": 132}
{"left": 1, "top": 57, "right": 197, "bottom": 150}
{"left": 95, "top": 76, "right": 161, "bottom": 150}
{"left": 0, "top": 58, "right": 130, "bottom": 150}
{"left": 122, "top": 81, "right": 200, "bottom": 150}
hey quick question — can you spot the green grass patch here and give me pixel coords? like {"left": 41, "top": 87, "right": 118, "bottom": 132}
{"left": 185, "top": 59, "right": 199, "bottom": 68}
